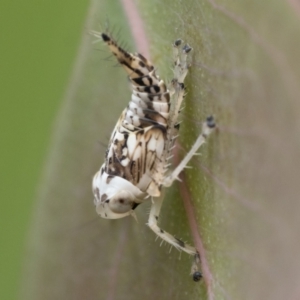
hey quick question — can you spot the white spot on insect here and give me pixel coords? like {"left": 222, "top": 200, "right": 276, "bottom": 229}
{"left": 90, "top": 31, "right": 215, "bottom": 280}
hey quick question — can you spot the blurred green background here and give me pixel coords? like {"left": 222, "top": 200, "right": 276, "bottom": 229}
{"left": 2, "top": 0, "right": 300, "bottom": 299}
{"left": 0, "top": 1, "right": 89, "bottom": 299}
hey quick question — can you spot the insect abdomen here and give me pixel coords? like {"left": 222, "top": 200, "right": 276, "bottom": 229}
{"left": 101, "top": 33, "right": 170, "bottom": 130}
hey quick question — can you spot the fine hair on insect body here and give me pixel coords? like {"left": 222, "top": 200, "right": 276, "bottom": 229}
{"left": 90, "top": 29, "right": 215, "bottom": 281}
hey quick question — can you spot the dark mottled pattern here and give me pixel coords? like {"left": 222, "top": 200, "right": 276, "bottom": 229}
{"left": 99, "top": 33, "right": 178, "bottom": 192}
{"left": 101, "top": 193, "right": 108, "bottom": 202}
{"left": 175, "top": 237, "right": 185, "bottom": 248}
{"left": 106, "top": 175, "right": 114, "bottom": 184}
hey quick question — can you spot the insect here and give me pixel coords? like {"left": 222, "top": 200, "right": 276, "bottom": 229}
{"left": 90, "top": 30, "right": 215, "bottom": 281}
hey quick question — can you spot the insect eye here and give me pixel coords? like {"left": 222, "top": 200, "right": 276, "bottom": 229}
{"left": 109, "top": 191, "right": 134, "bottom": 214}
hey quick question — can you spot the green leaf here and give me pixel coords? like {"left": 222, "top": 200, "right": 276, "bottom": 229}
{"left": 138, "top": 0, "right": 300, "bottom": 298}
{"left": 20, "top": 0, "right": 300, "bottom": 299}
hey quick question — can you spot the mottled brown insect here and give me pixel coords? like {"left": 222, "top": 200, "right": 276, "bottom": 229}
{"left": 90, "top": 31, "right": 215, "bottom": 281}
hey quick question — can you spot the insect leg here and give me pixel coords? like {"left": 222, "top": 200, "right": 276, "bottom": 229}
{"left": 147, "top": 195, "right": 197, "bottom": 255}
{"left": 163, "top": 116, "right": 215, "bottom": 187}
{"left": 167, "top": 40, "right": 192, "bottom": 125}
{"left": 173, "top": 39, "right": 191, "bottom": 84}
